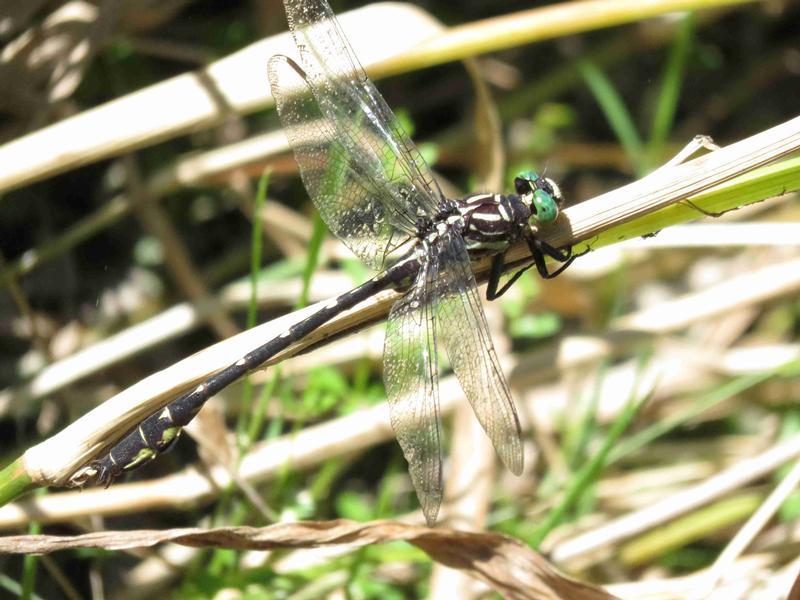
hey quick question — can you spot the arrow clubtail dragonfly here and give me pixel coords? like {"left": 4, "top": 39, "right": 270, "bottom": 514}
{"left": 89, "top": 0, "right": 578, "bottom": 524}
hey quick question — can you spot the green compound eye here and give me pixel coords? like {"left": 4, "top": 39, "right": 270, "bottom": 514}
{"left": 514, "top": 170, "right": 540, "bottom": 195}
{"left": 532, "top": 188, "right": 558, "bottom": 224}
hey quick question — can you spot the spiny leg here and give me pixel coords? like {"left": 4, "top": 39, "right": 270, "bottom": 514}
{"left": 486, "top": 253, "right": 529, "bottom": 300}
{"left": 485, "top": 237, "right": 583, "bottom": 301}
{"left": 528, "top": 236, "right": 586, "bottom": 280}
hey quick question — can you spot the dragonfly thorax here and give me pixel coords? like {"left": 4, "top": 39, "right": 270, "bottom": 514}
{"left": 458, "top": 192, "right": 529, "bottom": 256}
{"left": 413, "top": 199, "right": 464, "bottom": 244}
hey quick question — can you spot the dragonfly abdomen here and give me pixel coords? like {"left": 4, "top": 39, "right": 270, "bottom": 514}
{"left": 89, "top": 260, "right": 419, "bottom": 487}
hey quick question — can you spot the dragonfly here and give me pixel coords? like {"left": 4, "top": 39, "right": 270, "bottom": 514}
{"left": 88, "top": 0, "right": 578, "bottom": 524}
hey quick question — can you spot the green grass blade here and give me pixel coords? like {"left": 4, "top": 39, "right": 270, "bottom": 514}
{"left": 21, "top": 489, "right": 45, "bottom": 600}
{"left": 236, "top": 168, "right": 270, "bottom": 449}
{"left": 577, "top": 60, "right": 644, "bottom": 174}
{"left": 0, "top": 458, "right": 35, "bottom": 507}
{"left": 297, "top": 212, "right": 327, "bottom": 310}
{"left": 608, "top": 370, "right": 777, "bottom": 464}
{"left": 646, "top": 13, "right": 695, "bottom": 170}
{"left": 528, "top": 357, "right": 651, "bottom": 548}
{"left": 0, "top": 573, "right": 45, "bottom": 600}
{"left": 563, "top": 362, "right": 608, "bottom": 469}
{"left": 585, "top": 154, "right": 800, "bottom": 252}
{"left": 620, "top": 493, "right": 763, "bottom": 566}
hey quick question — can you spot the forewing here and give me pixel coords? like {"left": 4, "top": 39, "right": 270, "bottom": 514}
{"left": 383, "top": 256, "right": 443, "bottom": 525}
{"left": 268, "top": 55, "right": 411, "bottom": 269}
{"left": 433, "top": 231, "right": 524, "bottom": 475}
{"left": 280, "top": 0, "right": 442, "bottom": 230}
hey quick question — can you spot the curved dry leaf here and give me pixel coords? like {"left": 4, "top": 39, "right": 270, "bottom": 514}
{"left": 0, "top": 519, "right": 617, "bottom": 600}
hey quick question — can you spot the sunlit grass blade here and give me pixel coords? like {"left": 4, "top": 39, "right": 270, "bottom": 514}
{"left": 297, "top": 212, "right": 327, "bottom": 310}
{"left": 237, "top": 168, "right": 270, "bottom": 449}
{"left": 21, "top": 490, "right": 45, "bottom": 600}
{"left": 528, "top": 354, "right": 651, "bottom": 548}
{"left": 646, "top": 12, "right": 695, "bottom": 171}
{"left": 562, "top": 362, "right": 609, "bottom": 470}
{"left": 608, "top": 370, "right": 778, "bottom": 464}
{"left": 577, "top": 59, "right": 644, "bottom": 175}
{"left": 619, "top": 493, "right": 763, "bottom": 567}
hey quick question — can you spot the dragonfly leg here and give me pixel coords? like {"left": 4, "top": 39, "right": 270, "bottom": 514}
{"left": 485, "top": 235, "right": 585, "bottom": 300}
{"left": 528, "top": 235, "right": 591, "bottom": 279}
{"left": 486, "top": 253, "right": 530, "bottom": 300}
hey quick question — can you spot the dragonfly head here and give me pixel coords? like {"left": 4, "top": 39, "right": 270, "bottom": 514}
{"left": 514, "top": 170, "right": 563, "bottom": 226}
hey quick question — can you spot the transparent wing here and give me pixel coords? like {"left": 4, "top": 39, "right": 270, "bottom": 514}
{"left": 268, "top": 55, "right": 412, "bottom": 269}
{"left": 279, "top": 0, "right": 442, "bottom": 230}
{"left": 383, "top": 255, "right": 443, "bottom": 525}
{"left": 433, "top": 231, "right": 524, "bottom": 476}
